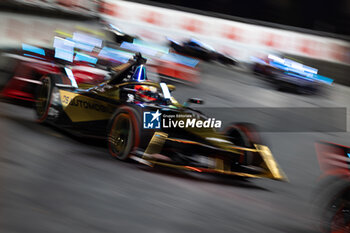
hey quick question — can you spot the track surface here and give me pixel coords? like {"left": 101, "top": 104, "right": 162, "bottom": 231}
{"left": 0, "top": 62, "right": 349, "bottom": 233}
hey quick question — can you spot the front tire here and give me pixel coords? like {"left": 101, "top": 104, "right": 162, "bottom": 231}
{"left": 108, "top": 106, "right": 145, "bottom": 161}
{"left": 108, "top": 106, "right": 158, "bottom": 161}
{"left": 224, "top": 123, "right": 262, "bottom": 165}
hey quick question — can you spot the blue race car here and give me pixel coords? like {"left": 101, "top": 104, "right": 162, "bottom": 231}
{"left": 252, "top": 54, "right": 333, "bottom": 94}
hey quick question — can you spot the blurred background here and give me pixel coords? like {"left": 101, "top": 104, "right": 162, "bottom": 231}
{"left": 0, "top": 1, "right": 350, "bottom": 233}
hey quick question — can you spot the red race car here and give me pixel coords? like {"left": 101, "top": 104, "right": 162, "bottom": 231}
{"left": 1, "top": 36, "right": 129, "bottom": 106}
{"left": 314, "top": 141, "right": 350, "bottom": 233}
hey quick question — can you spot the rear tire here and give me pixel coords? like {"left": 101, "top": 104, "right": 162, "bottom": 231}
{"left": 35, "top": 75, "right": 53, "bottom": 123}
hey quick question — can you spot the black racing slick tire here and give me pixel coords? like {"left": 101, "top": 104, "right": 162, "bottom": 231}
{"left": 35, "top": 75, "right": 54, "bottom": 123}
{"left": 224, "top": 123, "right": 263, "bottom": 166}
{"left": 107, "top": 106, "right": 156, "bottom": 161}
{"left": 314, "top": 177, "right": 350, "bottom": 233}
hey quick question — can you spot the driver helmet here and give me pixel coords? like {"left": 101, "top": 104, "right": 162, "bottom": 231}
{"left": 134, "top": 85, "right": 158, "bottom": 102}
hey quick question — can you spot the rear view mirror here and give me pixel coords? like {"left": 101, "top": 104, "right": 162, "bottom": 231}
{"left": 184, "top": 98, "right": 204, "bottom": 107}
{"left": 167, "top": 84, "right": 176, "bottom": 92}
{"left": 188, "top": 98, "right": 203, "bottom": 104}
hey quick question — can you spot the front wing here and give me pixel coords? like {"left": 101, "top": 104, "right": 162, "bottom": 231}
{"left": 132, "top": 132, "right": 287, "bottom": 181}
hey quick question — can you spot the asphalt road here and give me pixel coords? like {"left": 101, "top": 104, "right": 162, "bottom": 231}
{"left": 0, "top": 62, "right": 349, "bottom": 233}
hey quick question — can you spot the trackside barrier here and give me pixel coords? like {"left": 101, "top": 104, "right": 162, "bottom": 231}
{"left": 100, "top": 0, "right": 350, "bottom": 65}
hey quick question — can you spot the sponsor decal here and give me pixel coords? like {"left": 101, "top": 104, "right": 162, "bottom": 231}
{"left": 143, "top": 110, "right": 222, "bottom": 129}
{"left": 59, "top": 90, "right": 116, "bottom": 122}
{"left": 68, "top": 98, "right": 114, "bottom": 113}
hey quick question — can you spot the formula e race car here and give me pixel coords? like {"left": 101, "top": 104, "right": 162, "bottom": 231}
{"left": 168, "top": 38, "right": 238, "bottom": 66}
{"left": 251, "top": 54, "right": 333, "bottom": 94}
{"left": 0, "top": 36, "right": 125, "bottom": 105}
{"left": 33, "top": 51, "right": 286, "bottom": 181}
{"left": 314, "top": 141, "right": 350, "bottom": 233}
{"left": 102, "top": 22, "right": 138, "bottom": 45}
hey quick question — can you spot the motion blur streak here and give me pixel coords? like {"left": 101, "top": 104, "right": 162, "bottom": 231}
{"left": 0, "top": 1, "right": 350, "bottom": 233}
{"left": 22, "top": 44, "right": 45, "bottom": 56}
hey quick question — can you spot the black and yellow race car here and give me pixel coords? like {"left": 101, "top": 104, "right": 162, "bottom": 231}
{"left": 35, "top": 53, "right": 286, "bottom": 181}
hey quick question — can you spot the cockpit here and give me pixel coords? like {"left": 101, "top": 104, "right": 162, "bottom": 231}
{"left": 121, "top": 82, "right": 173, "bottom": 105}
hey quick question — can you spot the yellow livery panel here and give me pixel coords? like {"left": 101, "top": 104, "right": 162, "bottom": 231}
{"left": 59, "top": 90, "right": 116, "bottom": 122}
